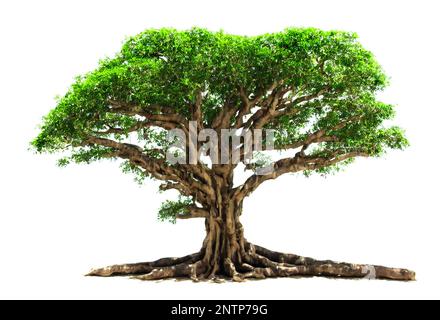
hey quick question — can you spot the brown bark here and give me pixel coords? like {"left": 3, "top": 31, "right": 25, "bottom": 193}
{"left": 86, "top": 197, "right": 415, "bottom": 282}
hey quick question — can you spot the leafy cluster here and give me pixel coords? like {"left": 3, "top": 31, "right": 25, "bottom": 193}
{"left": 157, "top": 196, "right": 193, "bottom": 224}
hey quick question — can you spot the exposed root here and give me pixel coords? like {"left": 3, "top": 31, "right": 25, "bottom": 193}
{"left": 85, "top": 252, "right": 200, "bottom": 277}
{"left": 86, "top": 244, "right": 415, "bottom": 282}
{"left": 224, "top": 258, "right": 245, "bottom": 282}
{"left": 252, "top": 244, "right": 315, "bottom": 265}
{"left": 130, "top": 261, "right": 206, "bottom": 281}
{"left": 238, "top": 263, "right": 255, "bottom": 272}
{"left": 251, "top": 244, "right": 416, "bottom": 281}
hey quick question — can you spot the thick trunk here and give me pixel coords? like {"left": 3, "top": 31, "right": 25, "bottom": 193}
{"left": 199, "top": 200, "right": 246, "bottom": 279}
{"left": 86, "top": 173, "right": 415, "bottom": 281}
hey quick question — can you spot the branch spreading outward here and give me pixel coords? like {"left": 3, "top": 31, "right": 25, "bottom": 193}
{"left": 32, "top": 27, "right": 412, "bottom": 282}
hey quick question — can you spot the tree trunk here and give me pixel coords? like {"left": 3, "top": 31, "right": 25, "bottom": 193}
{"left": 199, "top": 200, "right": 247, "bottom": 280}
{"left": 86, "top": 173, "right": 416, "bottom": 282}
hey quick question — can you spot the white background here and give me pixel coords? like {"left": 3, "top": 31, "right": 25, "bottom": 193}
{"left": 0, "top": 0, "right": 439, "bottom": 299}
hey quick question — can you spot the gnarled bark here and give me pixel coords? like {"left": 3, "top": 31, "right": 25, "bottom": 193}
{"left": 86, "top": 200, "right": 415, "bottom": 282}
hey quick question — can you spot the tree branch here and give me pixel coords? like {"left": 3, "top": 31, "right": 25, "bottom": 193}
{"left": 176, "top": 207, "right": 209, "bottom": 219}
{"left": 211, "top": 100, "right": 237, "bottom": 130}
{"left": 107, "top": 99, "right": 189, "bottom": 133}
{"left": 243, "top": 86, "right": 329, "bottom": 130}
{"left": 274, "top": 115, "right": 362, "bottom": 152}
{"left": 234, "top": 85, "right": 274, "bottom": 128}
{"left": 92, "top": 121, "right": 151, "bottom": 135}
{"left": 192, "top": 90, "right": 204, "bottom": 130}
{"left": 84, "top": 136, "right": 215, "bottom": 203}
{"left": 234, "top": 150, "right": 370, "bottom": 201}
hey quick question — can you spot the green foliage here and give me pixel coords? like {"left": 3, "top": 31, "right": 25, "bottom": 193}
{"left": 120, "top": 161, "right": 148, "bottom": 185}
{"left": 303, "top": 158, "right": 355, "bottom": 177}
{"left": 31, "top": 26, "right": 408, "bottom": 179}
{"left": 57, "top": 146, "right": 117, "bottom": 167}
{"left": 157, "top": 196, "right": 193, "bottom": 224}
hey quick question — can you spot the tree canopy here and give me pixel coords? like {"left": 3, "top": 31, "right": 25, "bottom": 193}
{"left": 33, "top": 27, "right": 409, "bottom": 203}
{"left": 32, "top": 27, "right": 407, "bottom": 163}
